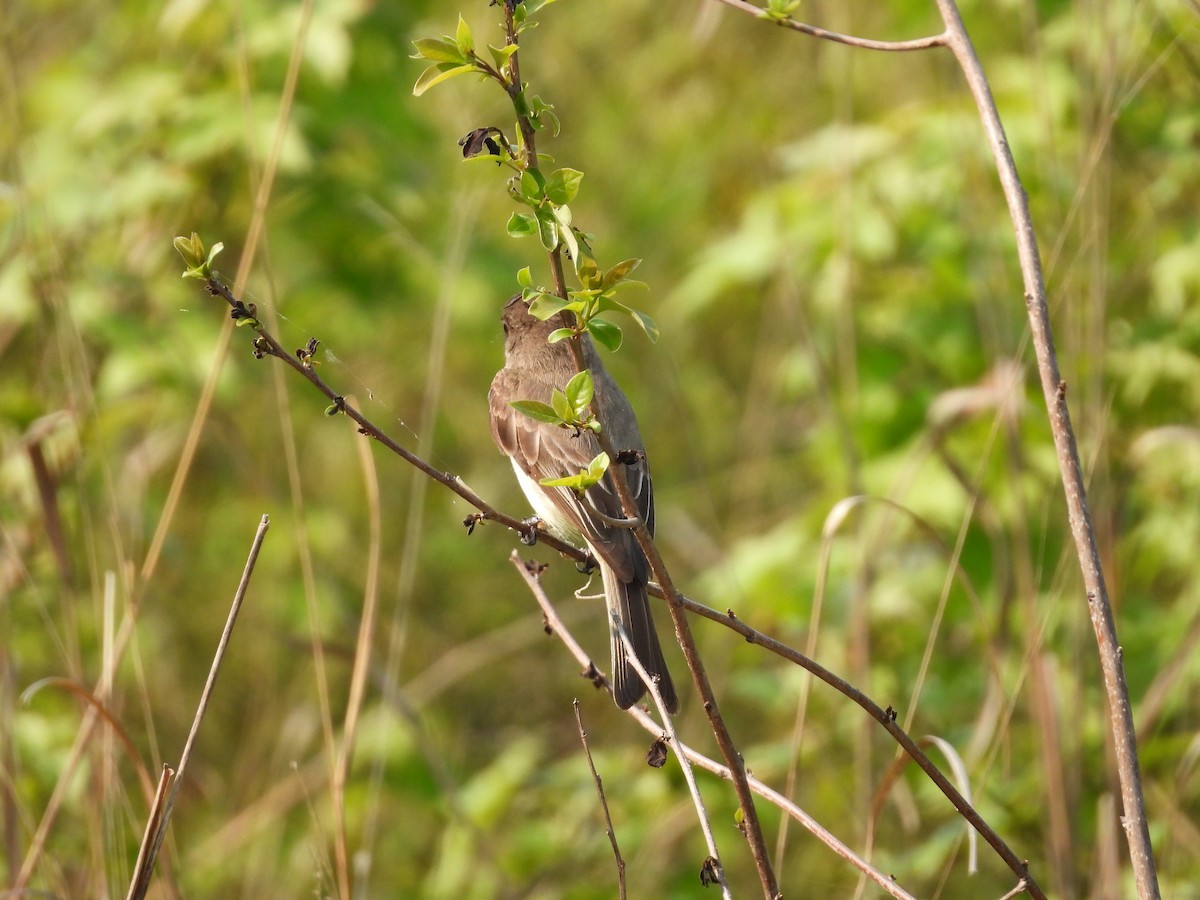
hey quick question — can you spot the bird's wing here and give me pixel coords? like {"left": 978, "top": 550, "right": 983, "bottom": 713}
{"left": 489, "top": 367, "right": 649, "bottom": 583}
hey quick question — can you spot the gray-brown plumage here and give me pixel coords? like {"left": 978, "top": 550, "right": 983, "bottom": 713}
{"left": 489, "top": 294, "right": 679, "bottom": 712}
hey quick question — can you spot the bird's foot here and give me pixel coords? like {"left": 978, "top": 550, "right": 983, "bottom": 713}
{"left": 518, "top": 516, "right": 542, "bottom": 546}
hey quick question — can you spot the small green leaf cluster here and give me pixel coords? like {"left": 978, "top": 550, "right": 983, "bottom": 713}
{"left": 539, "top": 450, "right": 610, "bottom": 493}
{"left": 505, "top": 165, "right": 584, "bottom": 254}
{"left": 515, "top": 261, "right": 658, "bottom": 353}
{"left": 509, "top": 369, "right": 600, "bottom": 435}
{"left": 174, "top": 233, "right": 260, "bottom": 329}
{"left": 414, "top": 2, "right": 654, "bottom": 498}
{"left": 410, "top": 13, "right": 557, "bottom": 136}
{"left": 412, "top": 5, "right": 656, "bottom": 355}
{"left": 174, "top": 232, "right": 223, "bottom": 281}
{"left": 411, "top": 15, "right": 511, "bottom": 97}
{"left": 508, "top": 369, "right": 610, "bottom": 493}
{"left": 760, "top": 0, "right": 802, "bottom": 22}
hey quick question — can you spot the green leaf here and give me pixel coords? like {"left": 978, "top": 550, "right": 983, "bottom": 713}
{"left": 604, "top": 278, "right": 648, "bottom": 298}
{"left": 509, "top": 400, "right": 561, "bottom": 424}
{"left": 586, "top": 451, "right": 610, "bottom": 481}
{"left": 175, "top": 232, "right": 222, "bottom": 279}
{"left": 411, "top": 38, "right": 467, "bottom": 64}
{"left": 506, "top": 212, "right": 538, "bottom": 238}
{"left": 588, "top": 318, "right": 623, "bottom": 352}
{"left": 540, "top": 108, "right": 561, "bottom": 136}
{"left": 546, "top": 327, "right": 573, "bottom": 343}
{"left": 576, "top": 256, "right": 601, "bottom": 289}
{"left": 522, "top": 0, "right": 559, "bottom": 17}
{"left": 519, "top": 168, "right": 543, "bottom": 203}
{"left": 539, "top": 472, "right": 582, "bottom": 490}
{"left": 533, "top": 206, "right": 558, "bottom": 251}
{"left": 539, "top": 451, "right": 608, "bottom": 493}
{"left": 173, "top": 233, "right": 203, "bottom": 267}
{"left": 564, "top": 370, "right": 593, "bottom": 414}
{"left": 413, "top": 63, "right": 476, "bottom": 97}
{"left": 529, "top": 95, "right": 560, "bottom": 136}
{"left": 528, "top": 292, "right": 568, "bottom": 320}
{"left": 461, "top": 152, "right": 506, "bottom": 167}
{"left": 601, "top": 258, "right": 641, "bottom": 290}
{"left": 545, "top": 167, "right": 583, "bottom": 205}
{"left": 455, "top": 15, "right": 474, "bottom": 56}
{"left": 512, "top": 89, "right": 532, "bottom": 119}
{"left": 555, "top": 211, "right": 580, "bottom": 266}
{"left": 516, "top": 266, "right": 533, "bottom": 288}
{"left": 629, "top": 308, "right": 659, "bottom": 343}
{"left": 488, "top": 43, "right": 518, "bottom": 72}
{"left": 551, "top": 387, "right": 572, "bottom": 422}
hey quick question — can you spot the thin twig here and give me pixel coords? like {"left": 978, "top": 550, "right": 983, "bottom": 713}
{"left": 554, "top": 242, "right": 782, "bottom": 898}
{"left": 710, "top": 0, "right": 947, "bottom": 51}
{"left": 203, "top": 276, "right": 579, "bottom": 558}
{"left": 134, "top": 514, "right": 271, "bottom": 891}
{"left": 492, "top": 3, "right": 784, "bottom": 871}
{"left": 611, "top": 612, "right": 732, "bottom": 900}
{"left": 125, "top": 765, "right": 175, "bottom": 900}
{"left": 572, "top": 700, "right": 626, "bottom": 900}
{"left": 699, "top": 0, "right": 1159, "bottom": 891}
{"left": 998, "top": 879, "right": 1031, "bottom": 900}
{"left": 668, "top": 587, "right": 1047, "bottom": 899}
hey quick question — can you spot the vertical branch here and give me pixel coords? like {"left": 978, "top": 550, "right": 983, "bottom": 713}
{"left": 933, "top": 2, "right": 1159, "bottom": 896}
{"left": 501, "top": 2, "right": 537, "bottom": 172}
{"left": 494, "top": 8, "right": 780, "bottom": 894}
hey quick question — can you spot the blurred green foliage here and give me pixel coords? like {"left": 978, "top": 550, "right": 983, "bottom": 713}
{"left": 3, "top": 0, "right": 1199, "bottom": 896}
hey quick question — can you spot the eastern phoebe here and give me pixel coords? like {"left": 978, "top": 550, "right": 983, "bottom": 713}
{"left": 489, "top": 294, "right": 679, "bottom": 712}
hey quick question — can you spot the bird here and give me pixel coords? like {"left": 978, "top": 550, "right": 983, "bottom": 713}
{"left": 488, "top": 294, "right": 679, "bottom": 712}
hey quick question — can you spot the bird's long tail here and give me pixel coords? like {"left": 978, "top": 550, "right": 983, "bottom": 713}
{"left": 603, "top": 566, "right": 679, "bottom": 712}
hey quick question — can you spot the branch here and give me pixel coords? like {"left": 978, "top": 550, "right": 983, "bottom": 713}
{"left": 710, "top": 0, "right": 947, "bottom": 51}
{"left": 932, "top": 1, "right": 1159, "bottom": 895}
{"left": 128, "top": 514, "right": 270, "bottom": 895}
{"left": 572, "top": 700, "right": 627, "bottom": 900}
{"left": 495, "top": 7, "right": 782, "bottom": 894}
{"left": 198, "top": 273, "right": 579, "bottom": 559}
{"left": 664, "top": 587, "right": 1047, "bottom": 900}
{"left": 596, "top": 430, "right": 782, "bottom": 897}
{"left": 707, "top": 0, "right": 1160, "bottom": 893}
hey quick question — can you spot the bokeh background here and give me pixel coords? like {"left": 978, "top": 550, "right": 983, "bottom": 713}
{"left": 4, "top": 0, "right": 1199, "bottom": 896}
